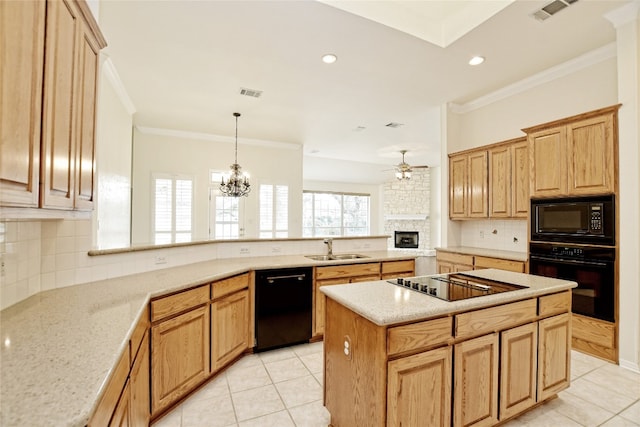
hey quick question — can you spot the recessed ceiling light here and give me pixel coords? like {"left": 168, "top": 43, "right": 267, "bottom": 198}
{"left": 322, "top": 54, "right": 337, "bottom": 64}
{"left": 469, "top": 56, "right": 485, "bottom": 66}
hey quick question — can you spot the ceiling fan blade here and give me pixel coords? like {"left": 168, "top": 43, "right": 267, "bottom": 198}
{"left": 412, "top": 165, "right": 429, "bottom": 169}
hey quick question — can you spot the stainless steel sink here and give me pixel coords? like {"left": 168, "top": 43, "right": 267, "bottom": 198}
{"left": 305, "top": 254, "right": 369, "bottom": 261}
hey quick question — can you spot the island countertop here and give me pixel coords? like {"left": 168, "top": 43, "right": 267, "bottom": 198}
{"left": 0, "top": 250, "right": 416, "bottom": 427}
{"left": 320, "top": 269, "right": 577, "bottom": 326}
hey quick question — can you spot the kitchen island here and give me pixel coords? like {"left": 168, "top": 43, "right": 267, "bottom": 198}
{"left": 320, "top": 269, "right": 577, "bottom": 427}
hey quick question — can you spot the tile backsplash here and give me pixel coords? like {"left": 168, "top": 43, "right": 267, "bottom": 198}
{"left": 459, "top": 219, "right": 528, "bottom": 252}
{"left": 0, "top": 219, "right": 388, "bottom": 310}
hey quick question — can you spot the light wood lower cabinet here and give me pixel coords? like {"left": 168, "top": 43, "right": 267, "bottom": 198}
{"left": 130, "top": 330, "right": 150, "bottom": 426}
{"left": 499, "top": 323, "right": 537, "bottom": 420}
{"left": 211, "top": 289, "right": 250, "bottom": 372}
{"left": 109, "top": 380, "right": 131, "bottom": 427}
{"left": 537, "top": 313, "right": 571, "bottom": 402}
{"left": 387, "top": 346, "right": 452, "bottom": 427}
{"left": 454, "top": 333, "right": 499, "bottom": 427}
{"left": 324, "top": 290, "right": 572, "bottom": 427}
{"left": 151, "top": 305, "right": 210, "bottom": 414}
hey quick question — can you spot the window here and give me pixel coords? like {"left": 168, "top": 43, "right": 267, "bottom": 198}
{"left": 153, "top": 174, "right": 193, "bottom": 244}
{"left": 214, "top": 195, "right": 240, "bottom": 239}
{"left": 303, "top": 191, "right": 370, "bottom": 237}
{"left": 260, "top": 184, "right": 288, "bottom": 238}
{"left": 209, "top": 171, "right": 241, "bottom": 239}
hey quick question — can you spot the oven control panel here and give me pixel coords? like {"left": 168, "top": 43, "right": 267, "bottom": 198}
{"left": 551, "top": 246, "right": 584, "bottom": 257}
{"left": 590, "top": 203, "right": 603, "bottom": 233}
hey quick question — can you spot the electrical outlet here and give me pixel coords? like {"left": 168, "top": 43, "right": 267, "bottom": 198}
{"left": 271, "top": 246, "right": 282, "bottom": 254}
{"left": 0, "top": 259, "right": 5, "bottom": 277}
{"left": 479, "top": 231, "right": 484, "bottom": 239}
{"left": 154, "top": 255, "right": 167, "bottom": 265}
{"left": 239, "top": 247, "right": 250, "bottom": 255}
{"left": 363, "top": 243, "right": 371, "bottom": 249}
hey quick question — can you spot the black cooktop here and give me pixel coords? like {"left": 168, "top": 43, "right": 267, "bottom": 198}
{"left": 386, "top": 273, "right": 525, "bottom": 302}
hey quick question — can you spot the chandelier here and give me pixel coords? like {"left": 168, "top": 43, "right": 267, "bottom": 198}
{"left": 220, "top": 112, "right": 251, "bottom": 197}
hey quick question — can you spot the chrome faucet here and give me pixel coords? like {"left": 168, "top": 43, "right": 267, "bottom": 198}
{"left": 324, "top": 238, "right": 333, "bottom": 256}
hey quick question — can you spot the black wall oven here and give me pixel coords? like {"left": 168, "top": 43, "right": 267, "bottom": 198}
{"left": 529, "top": 242, "right": 615, "bottom": 322}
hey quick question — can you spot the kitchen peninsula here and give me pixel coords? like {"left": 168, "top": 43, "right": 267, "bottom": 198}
{"left": 321, "top": 269, "right": 577, "bottom": 427}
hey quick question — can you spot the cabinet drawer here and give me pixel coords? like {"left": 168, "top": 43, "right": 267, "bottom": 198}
{"left": 436, "top": 251, "right": 473, "bottom": 266}
{"left": 381, "top": 259, "right": 415, "bottom": 275}
{"left": 315, "top": 263, "right": 380, "bottom": 280}
{"left": 212, "top": 273, "right": 250, "bottom": 300}
{"left": 388, "top": 317, "right": 453, "bottom": 356}
{"left": 474, "top": 256, "right": 525, "bottom": 273}
{"left": 455, "top": 299, "right": 537, "bottom": 339}
{"left": 151, "top": 285, "right": 210, "bottom": 322}
{"left": 350, "top": 274, "right": 381, "bottom": 283}
{"left": 130, "top": 305, "right": 149, "bottom": 364}
{"left": 538, "top": 291, "right": 571, "bottom": 317}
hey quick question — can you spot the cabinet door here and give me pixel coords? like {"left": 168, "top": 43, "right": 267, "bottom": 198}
{"left": 511, "top": 140, "right": 529, "bottom": 217}
{"left": 529, "top": 126, "right": 567, "bottom": 197}
{"left": 454, "top": 333, "right": 499, "bottom": 427}
{"left": 449, "top": 154, "right": 468, "bottom": 218}
{"left": 437, "top": 261, "right": 453, "bottom": 274}
{"left": 130, "top": 330, "right": 150, "bottom": 427}
{"left": 109, "top": 380, "right": 131, "bottom": 427}
{"left": 500, "top": 323, "right": 537, "bottom": 420}
{"left": 468, "top": 151, "right": 488, "bottom": 218}
{"left": 387, "top": 347, "right": 452, "bottom": 427}
{"left": 488, "top": 145, "right": 511, "bottom": 218}
{"left": 538, "top": 313, "right": 571, "bottom": 402}
{"left": 567, "top": 114, "right": 615, "bottom": 195}
{"left": 41, "top": 0, "right": 81, "bottom": 209}
{"left": 74, "top": 20, "right": 100, "bottom": 210}
{"left": 0, "top": 0, "right": 45, "bottom": 207}
{"left": 151, "top": 305, "right": 210, "bottom": 415}
{"left": 211, "top": 290, "right": 249, "bottom": 372}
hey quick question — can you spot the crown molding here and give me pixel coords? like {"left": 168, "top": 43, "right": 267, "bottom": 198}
{"left": 450, "top": 42, "right": 617, "bottom": 114}
{"left": 604, "top": 0, "right": 640, "bottom": 29}
{"left": 135, "top": 126, "right": 301, "bottom": 150}
{"left": 101, "top": 56, "right": 136, "bottom": 115}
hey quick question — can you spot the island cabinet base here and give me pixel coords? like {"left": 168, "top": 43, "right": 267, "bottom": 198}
{"left": 323, "top": 290, "right": 573, "bottom": 427}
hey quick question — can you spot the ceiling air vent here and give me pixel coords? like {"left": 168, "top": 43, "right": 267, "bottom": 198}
{"left": 385, "top": 122, "right": 403, "bottom": 128}
{"left": 239, "top": 87, "right": 263, "bottom": 98}
{"left": 532, "top": 0, "right": 578, "bottom": 21}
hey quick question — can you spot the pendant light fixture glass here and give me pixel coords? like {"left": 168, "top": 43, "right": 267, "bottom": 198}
{"left": 220, "top": 112, "right": 251, "bottom": 197}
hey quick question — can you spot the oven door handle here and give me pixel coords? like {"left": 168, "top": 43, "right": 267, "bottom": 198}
{"left": 529, "top": 255, "right": 610, "bottom": 267}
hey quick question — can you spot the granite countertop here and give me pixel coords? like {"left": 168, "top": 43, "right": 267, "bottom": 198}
{"left": 435, "top": 246, "right": 528, "bottom": 262}
{"left": 0, "top": 251, "right": 416, "bottom": 427}
{"left": 320, "top": 269, "right": 577, "bottom": 326}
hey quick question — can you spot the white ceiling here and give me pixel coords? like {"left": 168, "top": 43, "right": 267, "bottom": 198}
{"left": 98, "top": 0, "right": 627, "bottom": 183}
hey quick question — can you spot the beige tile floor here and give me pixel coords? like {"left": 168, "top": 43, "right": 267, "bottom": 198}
{"left": 153, "top": 343, "right": 639, "bottom": 427}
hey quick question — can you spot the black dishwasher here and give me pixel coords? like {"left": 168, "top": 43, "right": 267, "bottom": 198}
{"left": 255, "top": 267, "right": 313, "bottom": 352}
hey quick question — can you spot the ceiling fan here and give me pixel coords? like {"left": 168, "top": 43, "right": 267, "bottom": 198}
{"left": 392, "top": 150, "right": 428, "bottom": 181}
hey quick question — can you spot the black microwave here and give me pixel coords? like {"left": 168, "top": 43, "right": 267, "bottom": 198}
{"left": 531, "top": 195, "right": 614, "bottom": 245}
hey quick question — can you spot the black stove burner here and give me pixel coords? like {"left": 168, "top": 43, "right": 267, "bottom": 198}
{"left": 387, "top": 273, "right": 524, "bottom": 302}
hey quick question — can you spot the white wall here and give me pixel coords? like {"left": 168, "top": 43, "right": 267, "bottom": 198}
{"left": 95, "top": 61, "right": 133, "bottom": 249}
{"left": 302, "top": 180, "right": 384, "bottom": 236}
{"left": 131, "top": 129, "right": 303, "bottom": 244}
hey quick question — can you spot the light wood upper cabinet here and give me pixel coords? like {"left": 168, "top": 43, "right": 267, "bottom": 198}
{"left": 511, "top": 139, "right": 529, "bottom": 217}
{"left": 0, "top": 0, "right": 105, "bottom": 211}
{"left": 449, "top": 151, "right": 488, "bottom": 219}
{"left": 525, "top": 105, "right": 619, "bottom": 198}
{"left": 468, "top": 151, "right": 488, "bottom": 218}
{"left": 488, "top": 145, "right": 511, "bottom": 217}
{"left": 449, "top": 154, "right": 468, "bottom": 219}
{"left": 0, "top": 0, "right": 45, "bottom": 207}
{"left": 450, "top": 137, "right": 526, "bottom": 220}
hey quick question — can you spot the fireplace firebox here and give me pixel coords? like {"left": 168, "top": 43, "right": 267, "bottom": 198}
{"left": 394, "top": 231, "right": 419, "bottom": 249}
